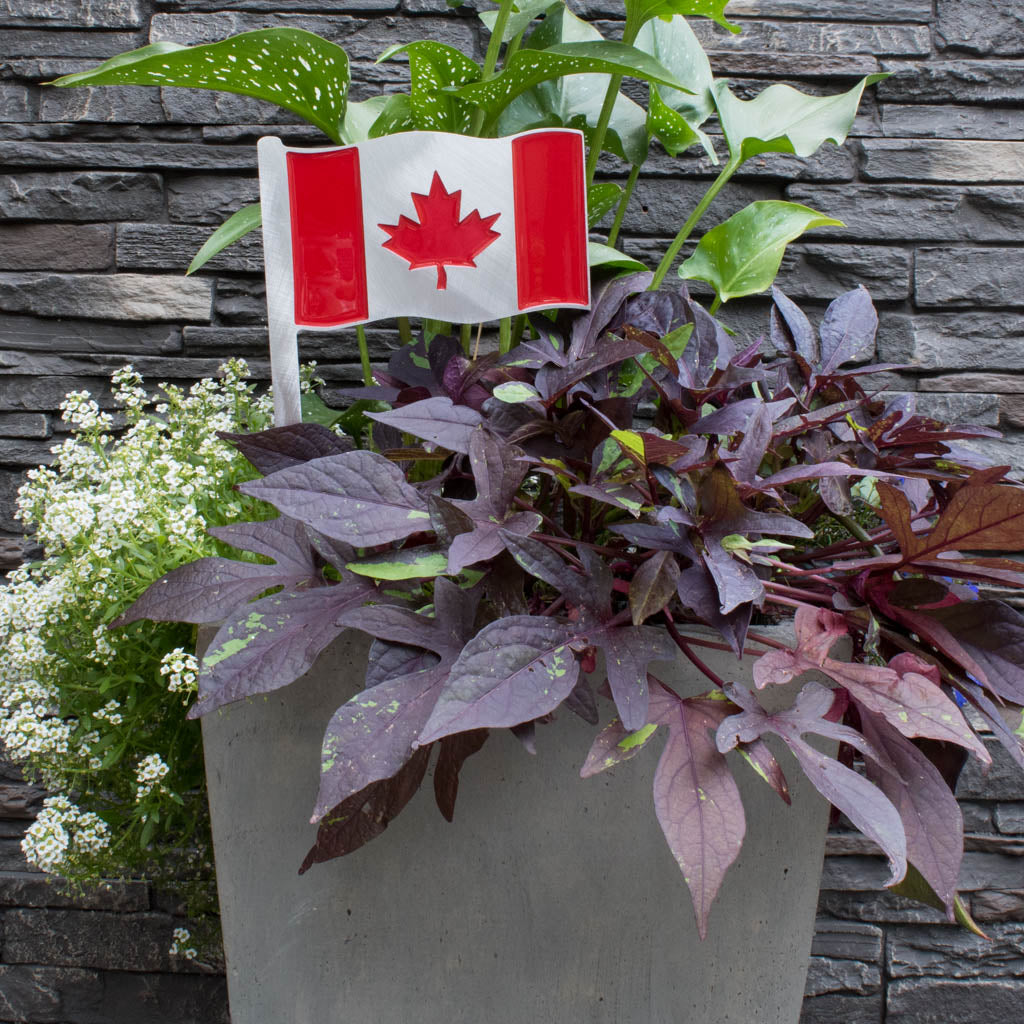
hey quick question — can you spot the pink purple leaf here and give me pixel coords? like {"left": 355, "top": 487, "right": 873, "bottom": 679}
{"left": 366, "top": 396, "right": 483, "bottom": 454}
{"left": 220, "top": 422, "right": 353, "bottom": 475}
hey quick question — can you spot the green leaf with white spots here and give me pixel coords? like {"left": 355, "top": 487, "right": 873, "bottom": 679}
{"left": 379, "top": 41, "right": 481, "bottom": 133}
{"left": 479, "top": 0, "right": 560, "bottom": 42}
{"left": 367, "top": 92, "right": 416, "bottom": 137}
{"left": 454, "top": 41, "right": 689, "bottom": 128}
{"left": 625, "top": 0, "right": 740, "bottom": 33}
{"left": 417, "top": 616, "right": 580, "bottom": 743}
{"left": 635, "top": 15, "right": 717, "bottom": 160}
{"left": 50, "top": 28, "right": 351, "bottom": 143}
{"left": 679, "top": 200, "right": 842, "bottom": 304}
{"left": 187, "top": 203, "right": 262, "bottom": 275}
{"left": 347, "top": 546, "right": 451, "bottom": 581}
{"left": 714, "top": 74, "right": 888, "bottom": 164}
{"left": 588, "top": 182, "right": 623, "bottom": 227}
{"left": 496, "top": 6, "right": 651, "bottom": 166}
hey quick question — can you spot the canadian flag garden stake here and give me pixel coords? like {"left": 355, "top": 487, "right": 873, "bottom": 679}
{"left": 258, "top": 128, "right": 590, "bottom": 424}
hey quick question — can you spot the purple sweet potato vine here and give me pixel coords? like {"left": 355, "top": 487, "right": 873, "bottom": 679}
{"left": 120, "top": 283, "right": 1024, "bottom": 936}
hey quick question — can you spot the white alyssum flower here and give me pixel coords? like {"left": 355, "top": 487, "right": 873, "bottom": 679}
{"left": 160, "top": 648, "right": 199, "bottom": 695}
{"left": 22, "top": 795, "right": 111, "bottom": 872}
{"left": 170, "top": 926, "right": 198, "bottom": 960}
{"left": 135, "top": 753, "right": 171, "bottom": 802}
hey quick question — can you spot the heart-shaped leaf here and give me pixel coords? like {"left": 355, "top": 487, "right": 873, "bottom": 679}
{"left": 50, "top": 29, "right": 351, "bottom": 143}
{"left": 679, "top": 201, "right": 842, "bottom": 304}
{"left": 714, "top": 74, "right": 887, "bottom": 165}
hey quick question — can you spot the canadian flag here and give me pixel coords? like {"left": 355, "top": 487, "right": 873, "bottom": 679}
{"left": 258, "top": 128, "right": 590, "bottom": 334}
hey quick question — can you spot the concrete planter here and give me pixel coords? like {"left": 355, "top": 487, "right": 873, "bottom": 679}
{"left": 201, "top": 629, "right": 831, "bottom": 1024}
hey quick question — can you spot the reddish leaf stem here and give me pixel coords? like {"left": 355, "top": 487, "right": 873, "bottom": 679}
{"left": 663, "top": 612, "right": 727, "bottom": 689}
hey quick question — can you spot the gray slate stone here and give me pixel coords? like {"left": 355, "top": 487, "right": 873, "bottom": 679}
{"left": 0, "top": 375, "right": 113, "bottom": 412}
{"left": 995, "top": 804, "right": 1024, "bottom": 834}
{"left": 878, "top": 391, "right": 1001, "bottom": 426}
{"left": 0, "top": 272, "right": 213, "bottom": 322}
{"left": 727, "top": 0, "right": 932, "bottom": 20}
{"left": 0, "top": 412, "right": 48, "bottom": 438}
{"left": 804, "top": 956, "right": 881, "bottom": 997}
{"left": 0, "top": 28, "right": 145, "bottom": 59}
{"left": 0, "top": 81, "right": 34, "bottom": 122}
{"left": 89, "top": 972, "right": 229, "bottom": 1024}
{"left": 0, "top": 224, "right": 113, "bottom": 271}
{"left": 688, "top": 19, "right": 931, "bottom": 56}
{"left": 39, "top": 84, "right": 168, "bottom": 123}
{"left": 961, "top": 802, "right": 995, "bottom": 833}
{"left": 972, "top": 890, "right": 1024, "bottom": 923}
{"left": 0, "top": 778, "right": 44, "bottom": 816}
{"left": 809, "top": 920, "right": 884, "bottom": 963}
{"left": 936, "top": 0, "right": 1024, "bottom": 57}
{"left": 183, "top": 325, "right": 398, "bottom": 361}
{"left": 882, "top": 104, "right": 1024, "bottom": 141}
{"left": 3, "top": 908, "right": 197, "bottom": 972}
{"left": 707, "top": 52, "right": 882, "bottom": 79}
{"left": 786, "top": 185, "right": 1024, "bottom": 242}
{"left": 0, "top": 872, "right": 149, "bottom": 911}
{"left": 0, "top": 171, "right": 163, "bottom": 222}
{"left": 861, "top": 140, "right": 1024, "bottom": 183}
{"left": 117, "top": 222, "right": 263, "bottom": 274}
{"left": 877, "top": 61, "right": 1024, "bottom": 104}
{"left": 887, "top": 979, "right": 1024, "bottom": 1023}
{"left": 149, "top": 12, "right": 481, "bottom": 62}
{"left": 878, "top": 313, "right": 1024, "bottom": 370}
{"left": 0, "top": 468, "right": 27, "bottom": 529}
{"left": 214, "top": 278, "right": 266, "bottom": 325}
{"left": 914, "top": 248, "right": 1024, "bottom": 308}
{"left": 0, "top": 140, "right": 257, "bottom": 170}
{"left": 0, "top": 436, "right": 54, "bottom": 465}
{"left": 0, "top": 835, "right": 34, "bottom": 870}
{"left": 167, "top": 174, "right": 259, "bottom": 225}
{"left": 0, "top": 0, "right": 144, "bottom": 29}
{"left": 799, "top": 992, "right": 883, "bottom": 1024}
{"left": 624, "top": 180, "right": 778, "bottom": 237}
{"left": 818, "top": 889, "right": 950, "bottom": 925}
{"left": 0, "top": 964, "right": 103, "bottom": 1023}
{"left": 887, "top": 923, "right": 1024, "bottom": 978}
{"left": 159, "top": 87, "right": 303, "bottom": 126}
{"left": 0, "top": 314, "right": 182, "bottom": 355}
{"left": 959, "top": 740, "right": 1024, "bottom": 800}
{"left": 777, "top": 244, "right": 911, "bottom": 302}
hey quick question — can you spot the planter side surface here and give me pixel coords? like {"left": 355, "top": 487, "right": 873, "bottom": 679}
{"left": 201, "top": 630, "right": 831, "bottom": 1024}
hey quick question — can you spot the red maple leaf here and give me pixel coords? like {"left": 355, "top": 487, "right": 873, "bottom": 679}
{"left": 378, "top": 172, "right": 501, "bottom": 290}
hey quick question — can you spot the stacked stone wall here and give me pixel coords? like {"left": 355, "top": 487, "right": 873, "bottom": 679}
{"left": 0, "top": 1, "right": 1021, "bottom": 1020}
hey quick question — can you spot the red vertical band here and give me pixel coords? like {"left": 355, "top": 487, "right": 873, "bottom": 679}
{"left": 286, "top": 148, "right": 368, "bottom": 326}
{"left": 511, "top": 131, "right": 589, "bottom": 310}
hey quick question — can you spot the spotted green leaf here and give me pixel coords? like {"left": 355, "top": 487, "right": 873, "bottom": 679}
{"left": 636, "top": 15, "right": 717, "bottom": 160}
{"left": 479, "top": 0, "right": 559, "bottom": 42}
{"left": 50, "top": 28, "right": 351, "bottom": 143}
{"left": 588, "top": 182, "right": 623, "bottom": 227}
{"left": 679, "top": 200, "right": 842, "bottom": 304}
{"left": 340, "top": 94, "right": 391, "bottom": 143}
{"left": 454, "top": 41, "right": 688, "bottom": 129}
{"left": 625, "top": 0, "right": 740, "bottom": 33}
{"left": 379, "top": 41, "right": 481, "bottom": 133}
{"left": 187, "top": 203, "right": 261, "bottom": 276}
{"left": 367, "top": 92, "right": 416, "bottom": 138}
{"left": 497, "top": 6, "right": 650, "bottom": 166}
{"left": 714, "top": 74, "right": 888, "bottom": 164}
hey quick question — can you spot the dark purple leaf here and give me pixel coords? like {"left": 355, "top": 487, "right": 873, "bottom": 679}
{"left": 365, "top": 638, "right": 440, "bottom": 690}
{"left": 717, "top": 681, "right": 907, "bottom": 886}
{"left": 737, "top": 739, "right": 791, "bottom": 805}
{"left": 417, "top": 616, "right": 579, "bottom": 744}
{"left": 690, "top": 398, "right": 763, "bottom": 436}
{"left": 771, "top": 286, "right": 817, "bottom": 362}
{"left": 730, "top": 404, "right": 772, "bottom": 483}
{"left": 773, "top": 400, "right": 862, "bottom": 439}
{"left": 701, "top": 540, "right": 765, "bottom": 615}
{"left": 207, "top": 517, "right": 318, "bottom": 574}
{"left": 498, "top": 531, "right": 590, "bottom": 606}
{"left": 239, "top": 450, "right": 429, "bottom": 547}
{"left": 114, "top": 556, "right": 314, "bottom": 627}
{"left": 676, "top": 560, "right": 752, "bottom": 656}
{"left": 433, "top": 730, "right": 489, "bottom": 822}
{"left": 568, "top": 271, "right": 651, "bottom": 362}
{"left": 191, "top": 578, "right": 377, "bottom": 717}
{"left": 299, "top": 746, "right": 431, "bottom": 873}
{"left": 511, "top": 720, "right": 537, "bottom": 754}
{"left": 629, "top": 550, "right": 680, "bottom": 625}
{"left": 570, "top": 481, "right": 647, "bottom": 516}
{"left": 860, "top": 708, "right": 963, "bottom": 918}
{"left": 648, "top": 681, "right": 746, "bottom": 939}
{"left": 366, "top": 396, "right": 483, "bottom": 454}
{"left": 578, "top": 622, "right": 678, "bottom": 732}
{"left": 219, "top": 422, "right": 353, "bottom": 475}
{"left": 819, "top": 286, "right": 878, "bottom": 375}
{"left": 564, "top": 676, "right": 599, "bottom": 724}
{"left": 580, "top": 716, "right": 658, "bottom": 778}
